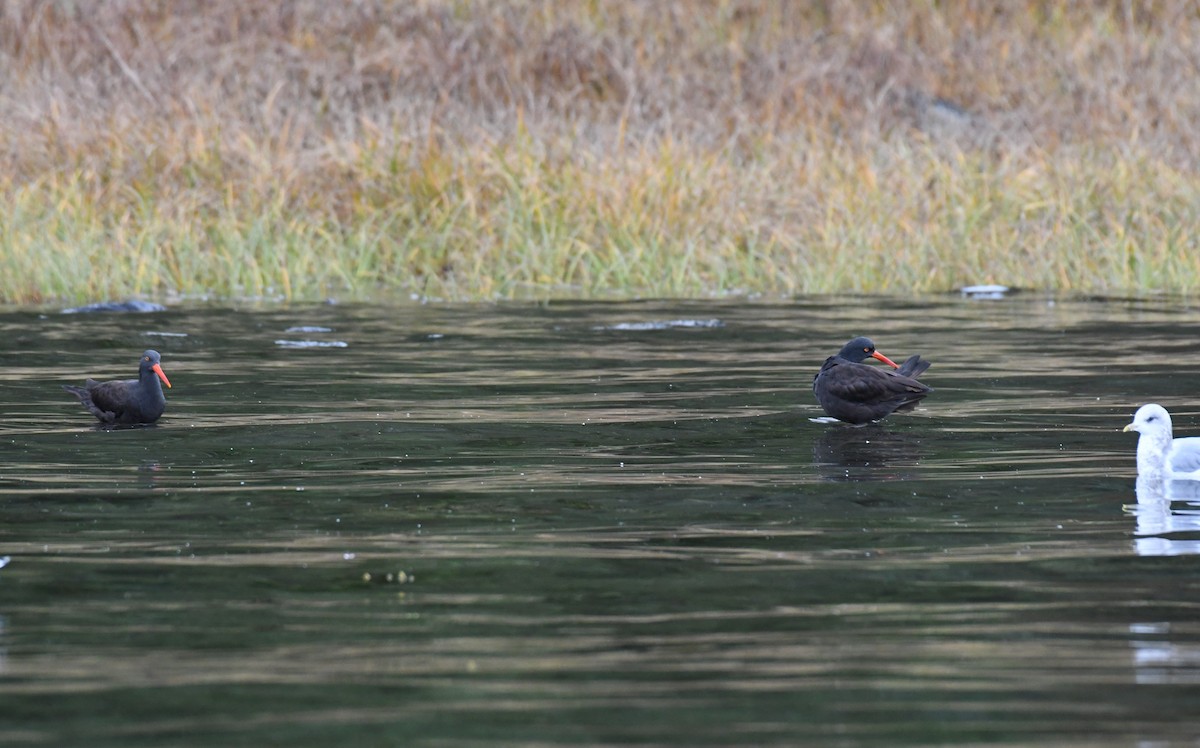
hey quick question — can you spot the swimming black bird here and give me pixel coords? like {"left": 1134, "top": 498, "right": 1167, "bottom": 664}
{"left": 63, "top": 350, "right": 172, "bottom": 425}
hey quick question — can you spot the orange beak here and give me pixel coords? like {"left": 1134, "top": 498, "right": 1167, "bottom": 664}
{"left": 152, "top": 363, "right": 172, "bottom": 389}
{"left": 871, "top": 351, "right": 900, "bottom": 369}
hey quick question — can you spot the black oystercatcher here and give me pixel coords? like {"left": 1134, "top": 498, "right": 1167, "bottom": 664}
{"left": 812, "top": 337, "right": 931, "bottom": 425}
{"left": 63, "top": 350, "right": 172, "bottom": 425}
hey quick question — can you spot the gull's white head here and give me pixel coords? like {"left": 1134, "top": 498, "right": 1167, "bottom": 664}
{"left": 1124, "top": 404, "right": 1173, "bottom": 437}
{"left": 1124, "top": 403, "right": 1174, "bottom": 478}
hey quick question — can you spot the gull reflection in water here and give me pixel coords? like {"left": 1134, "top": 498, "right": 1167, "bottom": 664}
{"left": 1129, "top": 476, "right": 1200, "bottom": 556}
{"left": 1127, "top": 480, "right": 1200, "bottom": 687}
{"left": 1128, "top": 622, "right": 1200, "bottom": 686}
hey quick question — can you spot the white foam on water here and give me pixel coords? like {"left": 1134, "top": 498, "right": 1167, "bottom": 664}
{"left": 274, "top": 340, "right": 349, "bottom": 348}
{"left": 595, "top": 319, "right": 724, "bottom": 331}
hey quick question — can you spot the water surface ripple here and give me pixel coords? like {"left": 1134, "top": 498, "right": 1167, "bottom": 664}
{"left": 1, "top": 296, "right": 1198, "bottom": 746}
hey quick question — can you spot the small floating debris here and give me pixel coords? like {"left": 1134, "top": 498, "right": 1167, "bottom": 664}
{"left": 362, "top": 569, "right": 415, "bottom": 585}
{"left": 405, "top": 332, "right": 446, "bottom": 343}
{"left": 274, "top": 340, "right": 349, "bottom": 349}
{"left": 0, "top": 556, "right": 10, "bottom": 569}
{"left": 145, "top": 331, "right": 188, "bottom": 338}
{"left": 285, "top": 326, "right": 334, "bottom": 333}
{"left": 594, "top": 319, "right": 725, "bottom": 332}
{"left": 62, "top": 300, "right": 167, "bottom": 314}
{"left": 959, "top": 284, "right": 1012, "bottom": 300}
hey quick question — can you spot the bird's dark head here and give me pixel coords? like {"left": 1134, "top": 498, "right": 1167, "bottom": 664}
{"left": 837, "top": 337, "right": 899, "bottom": 368}
{"left": 140, "top": 350, "right": 172, "bottom": 389}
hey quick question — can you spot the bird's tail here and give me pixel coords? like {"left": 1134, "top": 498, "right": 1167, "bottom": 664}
{"left": 896, "top": 355, "right": 931, "bottom": 379}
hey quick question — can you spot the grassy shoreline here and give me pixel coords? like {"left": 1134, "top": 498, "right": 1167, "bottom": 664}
{"left": 3, "top": 2, "right": 1199, "bottom": 303}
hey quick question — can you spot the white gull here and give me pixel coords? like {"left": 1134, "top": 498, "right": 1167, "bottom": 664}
{"left": 1124, "top": 404, "right": 1200, "bottom": 480}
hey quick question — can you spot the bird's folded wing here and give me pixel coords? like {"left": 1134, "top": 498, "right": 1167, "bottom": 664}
{"left": 1167, "top": 437, "right": 1200, "bottom": 478}
{"left": 826, "top": 373, "right": 894, "bottom": 403}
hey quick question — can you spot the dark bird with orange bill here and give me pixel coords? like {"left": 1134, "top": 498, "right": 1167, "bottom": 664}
{"left": 813, "top": 337, "right": 931, "bottom": 425}
{"left": 63, "top": 350, "right": 172, "bottom": 425}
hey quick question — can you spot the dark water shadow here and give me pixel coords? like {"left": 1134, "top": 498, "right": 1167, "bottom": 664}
{"left": 811, "top": 423, "right": 925, "bottom": 482}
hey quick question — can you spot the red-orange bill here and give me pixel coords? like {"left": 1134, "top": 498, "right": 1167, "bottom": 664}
{"left": 152, "top": 363, "right": 172, "bottom": 388}
{"left": 871, "top": 351, "right": 900, "bottom": 369}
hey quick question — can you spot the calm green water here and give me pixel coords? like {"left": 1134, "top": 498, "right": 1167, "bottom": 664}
{"left": 2, "top": 295, "right": 1199, "bottom": 746}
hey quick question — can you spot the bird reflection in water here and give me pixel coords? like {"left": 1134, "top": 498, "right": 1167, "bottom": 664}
{"left": 811, "top": 424, "right": 924, "bottom": 482}
{"left": 1129, "top": 476, "right": 1200, "bottom": 556}
{"left": 137, "top": 461, "right": 165, "bottom": 491}
{"left": 1127, "top": 477, "right": 1200, "bottom": 682}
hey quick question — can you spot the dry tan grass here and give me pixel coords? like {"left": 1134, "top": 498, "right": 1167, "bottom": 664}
{"left": 2, "top": 1, "right": 1199, "bottom": 302}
